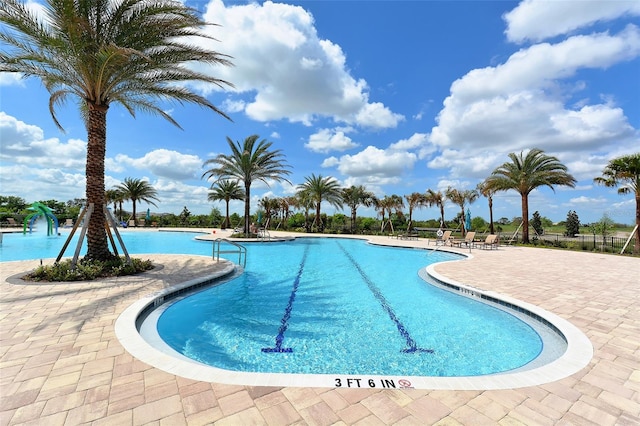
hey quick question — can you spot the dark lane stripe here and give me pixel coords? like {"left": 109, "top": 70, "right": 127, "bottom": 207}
{"left": 337, "top": 242, "right": 434, "bottom": 354}
{"left": 262, "top": 245, "right": 310, "bottom": 353}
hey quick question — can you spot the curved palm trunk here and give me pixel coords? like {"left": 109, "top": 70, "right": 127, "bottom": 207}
{"left": 439, "top": 205, "right": 445, "bottom": 228}
{"left": 85, "top": 104, "right": 112, "bottom": 260}
{"left": 521, "top": 194, "right": 530, "bottom": 243}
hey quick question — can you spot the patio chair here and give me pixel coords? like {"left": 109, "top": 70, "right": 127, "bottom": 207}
{"left": 6, "top": 217, "right": 19, "bottom": 227}
{"left": 64, "top": 218, "right": 74, "bottom": 227}
{"left": 435, "top": 230, "right": 452, "bottom": 246}
{"left": 452, "top": 231, "right": 476, "bottom": 248}
{"left": 477, "top": 234, "right": 499, "bottom": 250}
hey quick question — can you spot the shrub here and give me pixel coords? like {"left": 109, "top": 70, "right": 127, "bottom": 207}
{"left": 24, "top": 257, "right": 154, "bottom": 282}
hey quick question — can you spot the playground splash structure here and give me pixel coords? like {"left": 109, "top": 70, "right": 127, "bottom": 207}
{"left": 23, "top": 202, "right": 59, "bottom": 236}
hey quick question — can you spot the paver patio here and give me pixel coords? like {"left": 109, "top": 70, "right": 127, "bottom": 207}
{"left": 1, "top": 230, "right": 638, "bottom": 425}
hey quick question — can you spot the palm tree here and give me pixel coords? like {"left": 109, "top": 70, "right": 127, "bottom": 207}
{"left": 445, "top": 187, "right": 479, "bottom": 236}
{"left": 477, "top": 181, "right": 497, "bottom": 234}
{"left": 378, "top": 195, "right": 404, "bottom": 233}
{"left": 485, "top": 148, "right": 576, "bottom": 243}
{"left": 105, "top": 189, "right": 121, "bottom": 221}
{"left": 258, "top": 197, "right": 280, "bottom": 229}
{"left": 342, "top": 185, "right": 376, "bottom": 233}
{"left": 115, "top": 178, "right": 160, "bottom": 226}
{"left": 202, "top": 135, "right": 291, "bottom": 237}
{"left": 208, "top": 180, "right": 245, "bottom": 229}
{"left": 404, "top": 192, "right": 427, "bottom": 231}
{"left": 298, "top": 174, "right": 343, "bottom": 232}
{"left": 594, "top": 152, "right": 640, "bottom": 254}
{"left": 425, "top": 189, "right": 446, "bottom": 228}
{"left": 295, "top": 190, "right": 315, "bottom": 232}
{"left": 1, "top": 0, "right": 233, "bottom": 260}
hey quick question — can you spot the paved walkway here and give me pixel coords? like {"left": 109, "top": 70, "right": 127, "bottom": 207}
{"left": 1, "top": 230, "right": 639, "bottom": 425}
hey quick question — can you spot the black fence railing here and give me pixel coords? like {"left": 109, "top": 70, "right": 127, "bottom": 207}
{"left": 515, "top": 232, "right": 636, "bottom": 254}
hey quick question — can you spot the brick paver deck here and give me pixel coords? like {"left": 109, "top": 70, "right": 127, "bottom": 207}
{"left": 1, "top": 230, "right": 638, "bottom": 425}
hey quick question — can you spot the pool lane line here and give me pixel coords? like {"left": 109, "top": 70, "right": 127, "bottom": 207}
{"left": 261, "top": 245, "right": 310, "bottom": 353}
{"left": 337, "top": 242, "right": 434, "bottom": 354}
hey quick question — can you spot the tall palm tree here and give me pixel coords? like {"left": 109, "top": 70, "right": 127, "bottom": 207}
{"left": 298, "top": 174, "right": 343, "bottom": 232}
{"left": 202, "top": 135, "right": 291, "bottom": 237}
{"left": 342, "top": 185, "right": 376, "bottom": 233}
{"left": 477, "top": 180, "right": 497, "bottom": 234}
{"left": 425, "top": 189, "right": 446, "bottom": 228}
{"left": 1, "top": 0, "right": 233, "bottom": 260}
{"left": 485, "top": 148, "right": 576, "bottom": 243}
{"left": 404, "top": 192, "right": 427, "bottom": 231}
{"left": 115, "top": 178, "right": 160, "bottom": 226}
{"left": 208, "top": 180, "right": 245, "bottom": 229}
{"left": 594, "top": 152, "right": 640, "bottom": 254}
{"left": 445, "top": 187, "right": 479, "bottom": 236}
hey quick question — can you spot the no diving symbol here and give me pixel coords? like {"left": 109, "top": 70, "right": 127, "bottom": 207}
{"left": 398, "top": 379, "right": 412, "bottom": 388}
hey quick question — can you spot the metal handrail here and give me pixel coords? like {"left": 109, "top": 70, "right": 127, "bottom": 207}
{"left": 257, "top": 228, "right": 270, "bottom": 241}
{"left": 213, "top": 238, "right": 246, "bottom": 267}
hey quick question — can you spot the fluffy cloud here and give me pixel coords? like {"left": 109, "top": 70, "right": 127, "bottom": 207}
{"left": 193, "top": 0, "right": 403, "bottom": 129}
{"left": 108, "top": 149, "right": 203, "bottom": 180}
{"left": 0, "top": 112, "right": 86, "bottom": 169}
{"left": 330, "top": 145, "right": 417, "bottom": 183}
{"left": 305, "top": 128, "right": 359, "bottom": 153}
{"left": 428, "top": 25, "right": 640, "bottom": 177}
{"left": 504, "top": 0, "right": 640, "bottom": 43}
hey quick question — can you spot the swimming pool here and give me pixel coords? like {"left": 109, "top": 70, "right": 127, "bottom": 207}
{"left": 0, "top": 229, "right": 211, "bottom": 261}
{"left": 148, "top": 238, "right": 558, "bottom": 378}
{"left": 4, "top": 230, "right": 589, "bottom": 389}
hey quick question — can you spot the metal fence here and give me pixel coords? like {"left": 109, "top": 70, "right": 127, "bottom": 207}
{"left": 513, "top": 232, "right": 636, "bottom": 254}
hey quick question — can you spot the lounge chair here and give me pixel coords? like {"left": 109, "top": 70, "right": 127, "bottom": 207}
{"left": 452, "top": 231, "right": 476, "bottom": 248}
{"left": 64, "top": 218, "right": 73, "bottom": 227}
{"left": 6, "top": 217, "right": 19, "bottom": 227}
{"left": 435, "top": 230, "right": 452, "bottom": 246}
{"left": 128, "top": 219, "right": 136, "bottom": 227}
{"left": 477, "top": 234, "right": 499, "bottom": 250}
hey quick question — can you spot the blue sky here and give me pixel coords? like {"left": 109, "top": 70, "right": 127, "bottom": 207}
{"left": 1, "top": 0, "right": 639, "bottom": 225}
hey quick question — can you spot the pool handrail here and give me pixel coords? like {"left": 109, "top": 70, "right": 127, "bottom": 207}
{"left": 212, "top": 238, "right": 246, "bottom": 267}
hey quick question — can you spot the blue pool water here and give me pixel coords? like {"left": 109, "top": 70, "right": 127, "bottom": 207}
{"left": 0, "top": 230, "right": 211, "bottom": 261}
{"left": 157, "top": 238, "right": 544, "bottom": 377}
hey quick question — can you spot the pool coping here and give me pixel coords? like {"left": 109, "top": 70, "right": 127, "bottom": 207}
{"left": 114, "top": 244, "right": 593, "bottom": 391}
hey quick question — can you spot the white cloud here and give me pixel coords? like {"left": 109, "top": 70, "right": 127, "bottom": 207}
{"left": 0, "top": 73, "right": 24, "bottom": 86}
{"left": 108, "top": 149, "right": 203, "bottom": 180}
{"left": 305, "top": 128, "right": 359, "bottom": 153}
{"left": 332, "top": 145, "right": 417, "bottom": 181}
{"left": 0, "top": 112, "right": 86, "bottom": 169}
{"left": 428, "top": 26, "right": 640, "bottom": 179}
{"left": 193, "top": 0, "right": 403, "bottom": 129}
{"left": 504, "top": 0, "right": 640, "bottom": 43}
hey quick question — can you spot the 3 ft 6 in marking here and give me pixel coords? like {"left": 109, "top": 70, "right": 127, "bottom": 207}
{"left": 334, "top": 378, "right": 398, "bottom": 388}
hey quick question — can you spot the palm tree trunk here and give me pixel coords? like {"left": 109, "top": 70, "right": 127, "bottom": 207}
{"left": 489, "top": 197, "right": 495, "bottom": 234}
{"left": 316, "top": 202, "right": 322, "bottom": 232}
{"left": 635, "top": 193, "right": 640, "bottom": 254}
{"left": 244, "top": 184, "right": 251, "bottom": 237}
{"left": 521, "top": 194, "right": 530, "bottom": 243}
{"left": 85, "top": 104, "right": 112, "bottom": 260}
{"left": 132, "top": 200, "right": 137, "bottom": 227}
{"left": 224, "top": 200, "right": 230, "bottom": 229}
